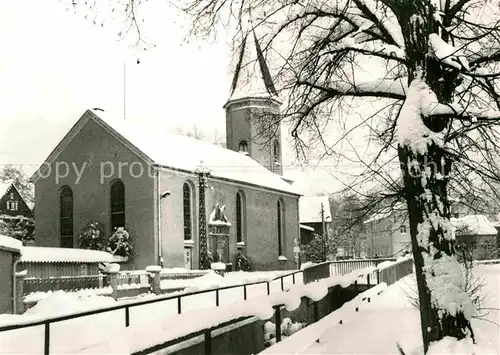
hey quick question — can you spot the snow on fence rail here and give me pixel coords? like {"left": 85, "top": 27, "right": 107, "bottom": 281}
{"left": 0, "top": 269, "right": 303, "bottom": 355}
{"left": 78, "top": 267, "right": 380, "bottom": 355}
{"left": 259, "top": 282, "right": 389, "bottom": 355}
{"left": 260, "top": 258, "right": 414, "bottom": 355}
{"left": 302, "top": 257, "right": 397, "bottom": 284}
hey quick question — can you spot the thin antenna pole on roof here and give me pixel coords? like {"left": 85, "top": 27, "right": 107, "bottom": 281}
{"left": 123, "top": 62, "right": 127, "bottom": 120}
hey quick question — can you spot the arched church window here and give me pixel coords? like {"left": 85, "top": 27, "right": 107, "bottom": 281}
{"left": 60, "top": 185, "right": 74, "bottom": 248}
{"left": 277, "top": 199, "right": 284, "bottom": 256}
{"left": 236, "top": 191, "right": 245, "bottom": 243}
{"left": 183, "top": 183, "right": 193, "bottom": 240}
{"left": 239, "top": 140, "right": 248, "bottom": 153}
{"left": 110, "top": 180, "right": 125, "bottom": 230}
{"left": 273, "top": 140, "right": 280, "bottom": 162}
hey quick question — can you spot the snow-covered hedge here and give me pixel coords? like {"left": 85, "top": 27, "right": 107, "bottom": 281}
{"left": 263, "top": 318, "right": 305, "bottom": 347}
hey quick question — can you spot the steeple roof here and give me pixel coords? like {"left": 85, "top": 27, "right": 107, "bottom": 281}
{"left": 227, "top": 30, "right": 278, "bottom": 102}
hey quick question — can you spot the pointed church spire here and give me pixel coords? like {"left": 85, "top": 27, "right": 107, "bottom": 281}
{"left": 227, "top": 30, "right": 278, "bottom": 103}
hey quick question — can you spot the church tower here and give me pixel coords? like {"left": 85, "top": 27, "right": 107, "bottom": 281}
{"left": 223, "top": 31, "right": 283, "bottom": 175}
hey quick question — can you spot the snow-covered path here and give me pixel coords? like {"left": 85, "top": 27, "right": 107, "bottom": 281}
{"left": 302, "top": 265, "right": 500, "bottom": 354}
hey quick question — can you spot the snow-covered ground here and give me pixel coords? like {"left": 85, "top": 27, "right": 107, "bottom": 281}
{"left": 0, "top": 270, "right": 303, "bottom": 354}
{"left": 267, "top": 264, "right": 500, "bottom": 355}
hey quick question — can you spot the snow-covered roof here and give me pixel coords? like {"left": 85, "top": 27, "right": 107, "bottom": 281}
{"left": 31, "top": 110, "right": 299, "bottom": 196}
{"left": 451, "top": 215, "right": 498, "bottom": 236}
{"left": 227, "top": 30, "right": 279, "bottom": 102}
{"left": 19, "top": 247, "right": 114, "bottom": 263}
{"left": 0, "top": 182, "right": 13, "bottom": 198}
{"left": 0, "top": 234, "right": 22, "bottom": 253}
{"left": 364, "top": 202, "right": 406, "bottom": 224}
{"left": 299, "top": 195, "right": 332, "bottom": 224}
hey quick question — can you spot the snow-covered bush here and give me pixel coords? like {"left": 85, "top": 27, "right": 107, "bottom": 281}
{"left": 404, "top": 267, "right": 486, "bottom": 318}
{"left": 235, "top": 252, "right": 253, "bottom": 271}
{"left": 77, "top": 221, "right": 106, "bottom": 251}
{"left": 210, "top": 262, "right": 226, "bottom": 271}
{"left": 0, "top": 218, "right": 34, "bottom": 245}
{"left": 107, "top": 227, "right": 133, "bottom": 257}
{"left": 263, "top": 318, "right": 305, "bottom": 347}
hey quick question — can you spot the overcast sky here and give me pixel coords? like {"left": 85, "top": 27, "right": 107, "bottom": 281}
{"left": 0, "top": 0, "right": 361, "bottom": 195}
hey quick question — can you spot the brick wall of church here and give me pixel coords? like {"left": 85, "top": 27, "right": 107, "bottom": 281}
{"left": 160, "top": 169, "right": 299, "bottom": 271}
{"left": 34, "top": 119, "right": 157, "bottom": 269}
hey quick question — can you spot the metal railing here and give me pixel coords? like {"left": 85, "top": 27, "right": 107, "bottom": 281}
{"left": 377, "top": 257, "right": 413, "bottom": 285}
{"left": 302, "top": 257, "right": 397, "bottom": 283}
{"left": 329, "top": 257, "right": 396, "bottom": 276}
{"left": 0, "top": 269, "right": 303, "bottom": 355}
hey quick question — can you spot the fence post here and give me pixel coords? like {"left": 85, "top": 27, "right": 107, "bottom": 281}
{"left": 267, "top": 282, "right": 270, "bottom": 295}
{"left": 177, "top": 296, "right": 182, "bottom": 314}
{"left": 216, "top": 289, "right": 220, "bottom": 307}
{"left": 125, "top": 306, "right": 130, "bottom": 327}
{"left": 243, "top": 285, "right": 247, "bottom": 301}
{"left": 281, "top": 277, "right": 284, "bottom": 291}
{"left": 146, "top": 267, "right": 162, "bottom": 295}
{"left": 14, "top": 271, "right": 27, "bottom": 314}
{"left": 275, "top": 306, "right": 282, "bottom": 343}
{"left": 204, "top": 330, "right": 212, "bottom": 355}
{"left": 367, "top": 274, "right": 370, "bottom": 287}
{"left": 44, "top": 322, "right": 50, "bottom": 355}
{"left": 376, "top": 269, "right": 380, "bottom": 285}
{"left": 292, "top": 273, "right": 295, "bottom": 285}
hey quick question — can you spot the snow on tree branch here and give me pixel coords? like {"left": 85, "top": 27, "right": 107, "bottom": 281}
{"left": 297, "top": 78, "right": 407, "bottom": 100}
{"left": 351, "top": 0, "right": 405, "bottom": 48}
{"left": 428, "top": 33, "right": 469, "bottom": 71}
{"left": 334, "top": 35, "right": 407, "bottom": 62}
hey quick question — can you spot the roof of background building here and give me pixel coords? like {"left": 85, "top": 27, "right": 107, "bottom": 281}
{"left": 364, "top": 202, "right": 406, "bottom": 224}
{"left": 451, "top": 214, "right": 498, "bottom": 236}
{"left": 299, "top": 195, "right": 332, "bottom": 224}
{"left": 0, "top": 182, "right": 12, "bottom": 197}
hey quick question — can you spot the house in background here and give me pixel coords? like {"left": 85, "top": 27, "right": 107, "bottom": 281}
{"left": 0, "top": 182, "right": 33, "bottom": 222}
{"left": 31, "top": 31, "right": 301, "bottom": 271}
{"left": 453, "top": 215, "right": 498, "bottom": 260}
{"left": 364, "top": 204, "right": 409, "bottom": 258}
{"left": 365, "top": 196, "right": 499, "bottom": 260}
{"left": 299, "top": 195, "right": 332, "bottom": 244}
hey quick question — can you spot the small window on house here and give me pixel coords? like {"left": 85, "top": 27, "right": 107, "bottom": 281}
{"left": 110, "top": 180, "right": 125, "bottom": 230}
{"left": 238, "top": 140, "right": 248, "bottom": 153}
{"left": 273, "top": 140, "right": 280, "bottom": 162}
{"left": 183, "top": 183, "right": 192, "bottom": 240}
{"left": 60, "top": 185, "right": 74, "bottom": 248}
{"left": 400, "top": 225, "right": 407, "bottom": 234}
{"left": 277, "top": 199, "right": 284, "bottom": 256}
{"left": 9, "top": 193, "right": 14, "bottom": 199}
{"left": 6, "top": 200, "right": 17, "bottom": 211}
{"left": 236, "top": 192, "right": 245, "bottom": 243}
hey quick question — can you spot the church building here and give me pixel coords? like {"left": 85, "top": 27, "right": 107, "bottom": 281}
{"left": 31, "top": 31, "right": 301, "bottom": 271}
